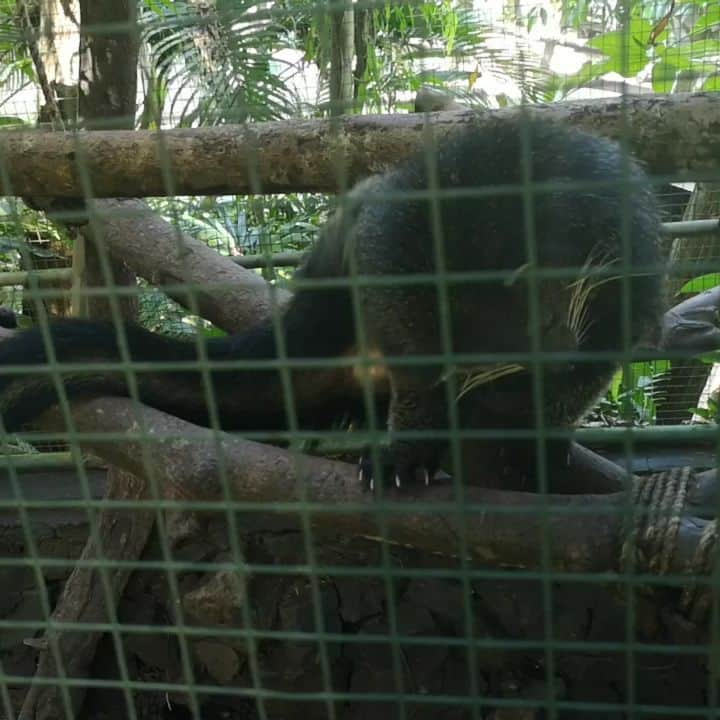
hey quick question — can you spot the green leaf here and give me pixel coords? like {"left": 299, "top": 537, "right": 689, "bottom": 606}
{"left": 677, "top": 273, "right": 720, "bottom": 294}
{"left": 663, "top": 39, "right": 720, "bottom": 69}
{"left": 609, "top": 369, "right": 623, "bottom": 401}
{"left": 587, "top": 15, "right": 655, "bottom": 76}
{"left": 689, "top": 4, "right": 720, "bottom": 38}
{"left": 648, "top": 359, "right": 671, "bottom": 375}
{"left": 652, "top": 61, "right": 678, "bottom": 92}
{"left": 141, "top": 0, "right": 294, "bottom": 125}
{"left": 704, "top": 74, "right": 720, "bottom": 91}
{"left": 201, "top": 326, "right": 228, "bottom": 338}
{"left": 698, "top": 351, "right": 720, "bottom": 365}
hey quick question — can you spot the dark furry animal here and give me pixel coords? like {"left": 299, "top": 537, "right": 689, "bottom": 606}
{"left": 0, "top": 307, "right": 18, "bottom": 329}
{"left": 0, "top": 116, "right": 664, "bottom": 491}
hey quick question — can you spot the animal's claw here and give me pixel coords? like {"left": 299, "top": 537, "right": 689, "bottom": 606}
{"left": 358, "top": 450, "right": 437, "bottom": 494}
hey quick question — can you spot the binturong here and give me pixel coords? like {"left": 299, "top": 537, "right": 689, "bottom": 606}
{"left": 0, "top": 115, "right": 664, "bottom": 493}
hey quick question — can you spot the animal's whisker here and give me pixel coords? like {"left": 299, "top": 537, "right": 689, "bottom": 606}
{"left": 452, "top": 364, "right": 527, "bottom": 401}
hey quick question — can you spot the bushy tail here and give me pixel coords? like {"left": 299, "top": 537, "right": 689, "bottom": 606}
{"left": 0, "top": 282, "right": 358, "bottom": 434}
{"left": 0, "top": 181, "right": 376, "bottom": 434}
{"left": 0, "top": 319, "right": 228, "bottom": 432}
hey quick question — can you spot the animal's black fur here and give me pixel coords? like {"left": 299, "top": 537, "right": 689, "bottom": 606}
{"left": 0, "top": 116, "right": 664, "bottom": 491}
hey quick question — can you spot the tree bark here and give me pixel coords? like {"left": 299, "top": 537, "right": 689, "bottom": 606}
{"left": 18, "top": 469, "right": 154, "bottom": 720}
{"left": 75, "top": 0, "right": 139, "bottom": 321}
{"left": 40, "top": 397, "right": 623, "bottom": 572}
{"left": 15, "top": 200, "right": 281, "bottom": 720}
{"left": 36, "top": 0, "right": 79, "bottom": 123}
{"left": 352, "top": 6, "right": 370, "bottom": 100}
{"left": 19, "top": 7, "right": 143, "bottom": 719}
{"left": 0, "top": 92, "right": 718, "bottom": 199}
{"left": 18, "top": 0, "right": 77, "bottom": 322}
{"left": 328, "top": 1, "right": 355, "bottom": 116}
{"left": 78, "top": 0, "right": 138, "bottom": 132}
{"left": 34, "top": 396, "right": 719, "bottom": 588}
{"left": 84, "top": 198, "right": 288, "bottom": 332}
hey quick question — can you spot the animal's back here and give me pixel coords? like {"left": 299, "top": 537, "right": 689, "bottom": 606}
{"left": 345, "top": 116, "right": 663, "bottom": 489}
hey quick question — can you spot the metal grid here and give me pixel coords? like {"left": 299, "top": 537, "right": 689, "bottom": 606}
{"left": 0, "top": 2, "right": 718, "bottom": 720}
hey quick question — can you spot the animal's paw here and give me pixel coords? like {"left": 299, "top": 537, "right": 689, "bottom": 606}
{"left": 358, "top": 444, "right": 439, "bottom": 493}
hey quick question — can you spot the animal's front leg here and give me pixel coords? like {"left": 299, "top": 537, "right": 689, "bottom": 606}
{"left": 360, "top": 371, "right": 448, "bottom": 491}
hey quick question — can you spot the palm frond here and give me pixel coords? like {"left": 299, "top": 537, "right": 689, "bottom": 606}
{"left": 140, "top": 0, "right": 297, "bottom": 126}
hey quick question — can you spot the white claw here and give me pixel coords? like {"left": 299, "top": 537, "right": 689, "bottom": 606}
{"left": 395, "top": 474, "right": 401, "bottom": 488}
{"left": 359, "top": 468, "right": 364, "bottom": 486}
{"left": 369, "top": 475, "right": 374, "bottom": 491}
{"left": 423, "top": 469, "right": 430, "bottom": 486}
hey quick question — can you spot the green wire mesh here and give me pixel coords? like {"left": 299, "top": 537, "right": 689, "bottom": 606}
{"left": 0, "top": 2, "right": 719, "bottom": 720}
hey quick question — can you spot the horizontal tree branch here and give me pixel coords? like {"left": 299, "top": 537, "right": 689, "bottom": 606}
{"left": 1, "top": 93, "right": 718, "bottom": 199}
{"left": 41, "top": 397, "right": 621, "bottom": 572}
{"left": 33, "top": 396, "right": 716, "bottom": 594}
{"left": 33, "top": 394, "right": 720, "bottom": 631}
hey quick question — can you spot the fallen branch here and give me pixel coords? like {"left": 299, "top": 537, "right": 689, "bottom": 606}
{"left": 1, "top": 92, "right": 718, "bottom": 199}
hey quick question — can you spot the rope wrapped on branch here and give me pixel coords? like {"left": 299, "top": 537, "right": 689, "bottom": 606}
{"left": 622, "top": 466, "right": 719, "bottom": 625}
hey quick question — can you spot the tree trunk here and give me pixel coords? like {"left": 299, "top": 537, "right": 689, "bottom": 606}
{"left": 19, "top": 0, "right": 78, "bottom": 321}
{"left": 17, "top": 5, "right": 146, "bottom": 720}
{"left": 75, "top": 0, "right": 139, "bottom": 321}
{"left": 352, "top": 6, "right": 370, "bottom": 100}
{"left": 329, "top": 0, "right": 355, "bottom": 115}
{"left": 36, "top": 0, "right": 79, "bottom": 122}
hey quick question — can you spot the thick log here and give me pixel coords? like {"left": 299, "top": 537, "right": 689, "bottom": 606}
{"left": 40, "top": 397, "right": 625, "bottom": 573}
{"left": 72, "top": 0, "right": 140, "bottom": 322}
{"left": 32, "top": 396, "right": 717, "bottom": 585}
{"left": 0, "top": 93, "right": 717, "bottom": 199}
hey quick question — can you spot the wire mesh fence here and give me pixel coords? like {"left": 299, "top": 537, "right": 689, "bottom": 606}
{"left": 0, "top": 1, "right": 719, "bottom": 720}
